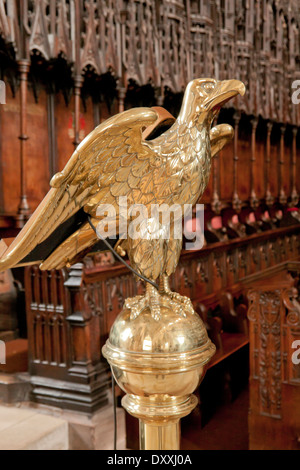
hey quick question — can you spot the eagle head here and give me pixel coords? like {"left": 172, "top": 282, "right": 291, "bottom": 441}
{"left": 178, "top": 78, "right": 245, "bottom": 126}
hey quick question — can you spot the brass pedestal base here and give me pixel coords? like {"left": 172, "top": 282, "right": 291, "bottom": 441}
{"left": 103, "top": 296, "right": 215, "bottom": 450}
{"left": 123, "top": 394, "right": 198, "bottom": 450}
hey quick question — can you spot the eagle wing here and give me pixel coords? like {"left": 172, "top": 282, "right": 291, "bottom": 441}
{"left": 35, "top": 122, "right": 235, "bottom": 271}
{"left": 0, "top": 107, "right": 159, "bottom": 272}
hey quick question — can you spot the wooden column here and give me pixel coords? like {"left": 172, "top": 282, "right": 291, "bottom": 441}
{"left": 232, "top": 112, "right": 242, "bottom": 212}
{"left": 73, "top": 0, "right": 83, "bottom": 149}
{"left": 290, "top": 127, "right": 299, "bottom": 206}
{"left": 16, "top": 59, "right": 31, "bottom": 226}
{"left": 250, "top": 117, "right": 259, "bottom": 209}
{"left": 265, "top": 121, "right": 274, "bottom": 206}
{"left": 73, "top": 75, "right": 83, "bottom": 148}
{"left": 279, "top": 125, "right": 287, "bottom": 205}
{"left": 118, "top": 86, "right": 126, "bottom": 114}
{"left": 117, "top": 7, "right": 128, "bottom": 115}
{"left": 211, "top": 118, "right": 221, "bottom": 213}
{"left": 93, "top": 102, "right": 101, "bottom": 127}
{"left": 47, "top": 93, "right": 58, "bottom": 177}
{"left": 154, "top": 86, "right": 164, "bottom": 107}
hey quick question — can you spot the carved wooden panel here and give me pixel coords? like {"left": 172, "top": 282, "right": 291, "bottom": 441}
{"left": 0, "top": 0, "right": 300, "bottom": 122}
{"left": 248, "top": 289, "right": 282, "bottom": 418}
{"left": 247, "top": 265, "right": 300, "bottom": 449}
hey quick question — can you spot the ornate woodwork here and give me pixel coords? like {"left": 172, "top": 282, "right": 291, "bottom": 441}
{"left": 24, "top": 263, "right": 109, "bottom": 412}
{"left": 16, "top": 59, "right": 30, "bottom": 223}
{"left": 291, "top": 126, "right": 299, "bottom": 206}
{"left": 247, "top": 263, "right": 300, "bottom": 449}
{"left": 0, "top": 1, "right": 299, "bottom": 229}
{"left": 0, "top": 1, "right": 299, "bottom": 119}
{"left": 24, "top": 224, "right": 300, "bottom": 412}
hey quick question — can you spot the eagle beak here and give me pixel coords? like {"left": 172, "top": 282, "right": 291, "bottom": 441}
{"left": 204, "top": 79, "right": 245, "bottom": 112}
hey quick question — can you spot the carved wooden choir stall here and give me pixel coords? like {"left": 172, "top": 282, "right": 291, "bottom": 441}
{"left": 0, "top": 0, "right": 299, "bottom": 450}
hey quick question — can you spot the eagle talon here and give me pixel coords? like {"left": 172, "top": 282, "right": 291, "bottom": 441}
{"left": 164, "top": 292, "right": 194, "bottom": 315}
{"left": 168, "top": 298, "right": 187, "bottom": 318}
{"left": 173, "top": 293, "right": 194, "bottom": 311}
{"left": 125, "top": 295, "right": 144, "bottom": 310}
{"left": 125, "top": 284, "right": 161, "bottom": 321}
{"left": 125, "top": 295, "right": 147, "bottom": 320}
{"left": 150, "top": 305, "right": 161, "bottom": 321}
{"left": 129, "top": 307, "right": 141, "bottom": 321}
{"left": 159, "top": 275, "right": 194, "bottom": 315}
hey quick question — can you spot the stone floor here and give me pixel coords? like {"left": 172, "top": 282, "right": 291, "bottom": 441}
{"left": 0, "top": 388, "right": 127, "bottom": 450}
{"left": 0, "top": 379, "right": 250, "bottom": 450}
{"left": 0, "top": 405, "right": 68, "bottom": 450}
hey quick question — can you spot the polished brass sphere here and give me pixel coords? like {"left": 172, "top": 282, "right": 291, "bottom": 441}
{"left": 103, "top": 297, "right": 215, "bottom": 398}
{"left": 103, "top": 294, "right": 216, "bottom": 449}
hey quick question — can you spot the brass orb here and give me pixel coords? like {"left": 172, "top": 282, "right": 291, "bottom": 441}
{"left": 103, "top": 297, "right": 216, "bottom": 399}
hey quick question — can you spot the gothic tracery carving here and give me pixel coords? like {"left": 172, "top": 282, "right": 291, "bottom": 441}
{"left": 0, "top": 0, "right": 299, "bottom": 124}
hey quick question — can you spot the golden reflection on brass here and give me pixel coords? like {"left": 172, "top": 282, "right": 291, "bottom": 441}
{"left": 0, "top": 77, "right": 245, "bottom": 450}
{"left": 103, "top": 300, "right": 215, "bottom": 450}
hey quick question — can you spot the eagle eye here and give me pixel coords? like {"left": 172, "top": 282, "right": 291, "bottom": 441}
{"left": 201, "top": 82, "right": 215, "bottom": 92}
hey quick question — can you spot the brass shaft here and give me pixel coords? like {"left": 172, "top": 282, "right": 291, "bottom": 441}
{"left": 139, "top": 420, "right": 180, "bottom": 450}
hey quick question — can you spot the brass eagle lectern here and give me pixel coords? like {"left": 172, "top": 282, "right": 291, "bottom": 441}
{"left": 0, "top": 78, "right": 245, "bottom": 450}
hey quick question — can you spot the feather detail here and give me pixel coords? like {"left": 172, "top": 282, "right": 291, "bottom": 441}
{"left": 0, "top": 108, "right": 159, "bottom": 272}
